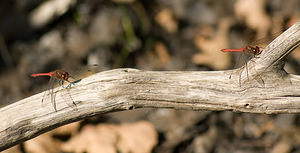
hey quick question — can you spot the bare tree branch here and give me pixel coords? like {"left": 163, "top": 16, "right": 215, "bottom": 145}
{"left": 0, "top": 21, "right": 300, "bottom": 151}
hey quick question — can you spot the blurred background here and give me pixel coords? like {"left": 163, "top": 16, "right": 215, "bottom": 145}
{"left": 1, "top": 0, "right": 300, "bottom": 152}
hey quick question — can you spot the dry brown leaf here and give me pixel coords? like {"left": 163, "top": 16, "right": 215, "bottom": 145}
{"left": 116, "top": 121, "right": 158, "bottom": 153}
{"left": 155, "top": 9, "right": 178, "bottom": 33}
{"left": 192, "top": 18, "right": 232, "bottom": 70}
{"left": 140, "top": 41, "right": 170, "bottom": 70}
{"left": 1, "top": 145, "right": 22, "bottom": 153}
{"left": 62, "top": 121, "right": 157, "bottom": 153}
{"left": 52, "top": 121, "right": 80, "bottom": 135}
{"left": 271, "top": 140, "right": 292, "bottom": 153}
{"left": 154, "top": 42, "right": 171, "bottom": 68}
{"left": 234, "top": 0, "right": 271, "bottom": 38}
{"left": 62, "top": 124, "right": 118, "bottom": 153}
{"left": 255, "top": 121, "right": 275, "bottom": 138}
{"left": 22, "top": 122, "right": 80, "bottom": 153}
{"left": 24, "top": 132, "right": 62, "bottom": 153}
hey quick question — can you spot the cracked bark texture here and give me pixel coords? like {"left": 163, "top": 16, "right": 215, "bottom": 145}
{"left": 0, "top": 21, "right": 300, "bottom": 151}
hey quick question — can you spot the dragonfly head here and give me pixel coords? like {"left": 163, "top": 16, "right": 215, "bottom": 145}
{"left": 245, "top": 45, "right": 261, "bottom": 55}
{"left": 62, "top": 72, "right": 70, "bottom": 81}
{"left": 55, "top": 70, "right": 70, "bottom": 81}
{"left": 254, "top": 46, "right": 261, "bottom": 55}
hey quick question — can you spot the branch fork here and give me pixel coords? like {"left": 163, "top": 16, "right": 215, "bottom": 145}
{"left": 0, "top": 21, "right": 300, "bottom": 151}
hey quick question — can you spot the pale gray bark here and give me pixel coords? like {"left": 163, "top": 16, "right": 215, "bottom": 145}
{"left": 0, "top": 21, "right": 300, "bottom": 151}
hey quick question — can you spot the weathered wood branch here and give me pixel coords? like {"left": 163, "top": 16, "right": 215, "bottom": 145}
{"left": 1, "top": 21, "right": 300, "bottom": 151}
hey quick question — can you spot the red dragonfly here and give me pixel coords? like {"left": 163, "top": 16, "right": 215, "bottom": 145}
{"left": 31, "top": 70, "right": 78, "bottom": 111}
{"left": 221, "top": 45, "right": 264, "bottom": 86}
{"left": 221, "top": 45, "right": 262, "bottom": 55}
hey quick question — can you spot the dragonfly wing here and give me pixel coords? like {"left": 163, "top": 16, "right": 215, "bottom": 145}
{"left": 49, "top": 77, "right": 59, "bottom": 111}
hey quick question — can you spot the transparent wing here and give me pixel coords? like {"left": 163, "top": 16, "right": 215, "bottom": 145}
{"left": 49, "top": 77, "right": 59, "bottom": 111}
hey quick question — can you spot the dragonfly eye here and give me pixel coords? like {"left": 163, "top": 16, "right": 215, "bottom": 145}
{"left": 64, "top": 73, "right": 70, "bottom": 80}
{"left": 255, "top": 46, "right": 260, "bottom": 54}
